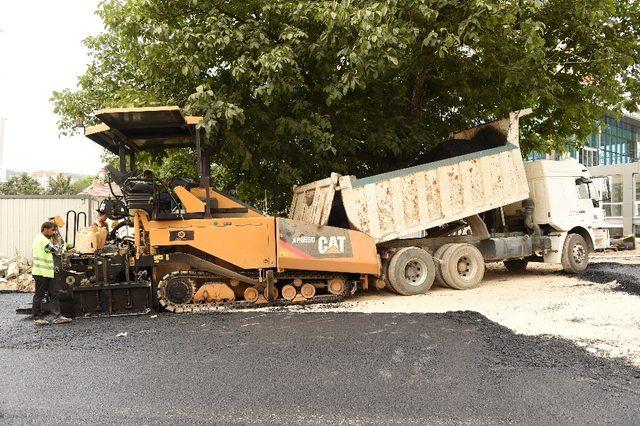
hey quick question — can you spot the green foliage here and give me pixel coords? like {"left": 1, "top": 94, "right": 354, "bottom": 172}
{"left": 0, "top": 173, "right": 44, "bottom": 195}
{"left": 70, "top": 176, "right": 95, "bottom": 194}
{"left": 44, "top": 174, "right": 95, "bottom": 195}
{"left": 46, "top": 174, "right": 74, "bottom": 195}
{"left": 0, "top": 173, "right": 94, "bottom": 196}
{"left": 102, "top": 149, "right": 198, "bottom": 185}
{"left": 52, "top": 0, "right": 640, "bottom": 213}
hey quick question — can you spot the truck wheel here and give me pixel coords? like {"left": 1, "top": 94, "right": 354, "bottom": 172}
{"left": 504, "top": 259, "right": 528, "bottom": 273}
{"left": 433, "top": 244, "right": 454, "bottom": 288}
{"left": 440, "top": 244, "right": 485, "bottom": 290}
{"left": 382, "top": 260, "right": 396, "bottom": 292}
{"left": 561, "top": 233, "right": 589, "bottom": 273}
{"left": 387, "top": 247, "right": 436, "bottom": 295}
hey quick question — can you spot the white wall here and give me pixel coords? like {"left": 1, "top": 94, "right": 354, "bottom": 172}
{"left": 589, "top": 161, "right": 640, "bottom": 236}
{"left": 0, "top": 196, "right": 95, "bottom": 258}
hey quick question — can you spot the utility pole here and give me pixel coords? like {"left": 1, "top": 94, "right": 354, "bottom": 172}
{"left": 0, "top": 29, "right": 6, "bottom": 181}
{"left": 0, "top": 117, "right": 6, "bottom": 182}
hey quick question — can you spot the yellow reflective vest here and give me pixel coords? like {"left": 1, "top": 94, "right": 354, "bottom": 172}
{"left": 32, "top": 233, "right": 54, "bottom": 278}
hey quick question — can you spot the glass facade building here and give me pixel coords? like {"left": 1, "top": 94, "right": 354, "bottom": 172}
{"left": 575, "top": 116, "right": 640, "bottom": 166}
{"left": 527, "top": 115, "right": 640, "bottom": 166}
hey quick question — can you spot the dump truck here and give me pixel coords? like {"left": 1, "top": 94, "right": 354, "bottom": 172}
{"left": 17, "top": 107, "right": 607, "bottom": 317}
{"left": 290, "top": 109, "right": 609, "bottom": 294}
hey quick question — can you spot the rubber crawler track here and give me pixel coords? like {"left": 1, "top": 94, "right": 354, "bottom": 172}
{"left": 157, "top": 270, "right": 353, "bottom": 313}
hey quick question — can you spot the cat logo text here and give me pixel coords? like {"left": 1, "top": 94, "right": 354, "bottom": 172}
{"left": 318, "top": 236, "right": 347, "bottom": 255}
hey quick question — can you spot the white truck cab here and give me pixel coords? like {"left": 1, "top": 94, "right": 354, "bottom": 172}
{"left": 506, "top": 159, "right": 609, "bottom": 270}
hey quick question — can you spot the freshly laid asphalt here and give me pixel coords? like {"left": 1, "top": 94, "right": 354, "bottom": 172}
{"left": 579, "top": 261, "right": 640, "bottom": 296}
{"left": 0, "top": 293, "right": 639, "bottom": 424}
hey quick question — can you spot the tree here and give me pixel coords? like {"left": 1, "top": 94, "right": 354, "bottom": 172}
{"left": 45, "top": 174, "right": 96, "bottom": 195}
{"left": 46, "top": 174, "right": 74, "bottom": 195}
{"left": 52, "top": 0, "right": 640, "bottom": 213}
{"left": 70, "top": 176, "right": 95, "bottom": 194}
{"left": 0, "top": 173, "right": 43, "bottom": 195}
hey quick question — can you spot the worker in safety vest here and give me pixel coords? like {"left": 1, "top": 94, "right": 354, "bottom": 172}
{"left": 32, "top": 221, "right": 72, "bottom": 325}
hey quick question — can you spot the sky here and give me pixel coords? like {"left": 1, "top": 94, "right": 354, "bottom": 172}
{"left": 0, "top": 1, "right": 105, "bottom": 175}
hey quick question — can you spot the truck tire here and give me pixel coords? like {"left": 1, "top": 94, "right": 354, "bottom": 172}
{"left": 561, "top": 233, "right": 589, "bottom": 273}
{"left": 504, "top": 259, "right": 528, "bottom": 273}
{"left": 433, "top": 243, "right": 454, "bottom": 288}
{"left": 382, "top": 260, "right": 396, "bottom": 292}
{"left": 440, "top": 243, "right": 485, "bottom": 290}
{"left": 387, "top": 247, "right": 436, "bottom": 295}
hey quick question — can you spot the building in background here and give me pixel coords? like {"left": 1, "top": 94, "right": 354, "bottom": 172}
{"left": 30, "top": 170, "right": 63, "bottom": 189}
{"left": 528, "top": 113, "right": 640, "bottom": 238}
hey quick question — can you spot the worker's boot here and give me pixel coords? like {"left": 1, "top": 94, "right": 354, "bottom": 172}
{"left": 52, "top": 315, "right": 72, "bottom": 325}
{"left": 33, "top": 318, "right": 49, "bottom": 326}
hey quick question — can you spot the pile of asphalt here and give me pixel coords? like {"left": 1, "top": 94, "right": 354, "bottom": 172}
{"left": 579, "top": 262, "right": 640, "bottom": 296}
{"left": 1, "top": 293, "right": 639, "bottom": 424}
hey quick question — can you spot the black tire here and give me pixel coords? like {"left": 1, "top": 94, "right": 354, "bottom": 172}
{"left": 433, "top": 243, "right": 454, "bottom": 288}
{"left": 387, "top": 247, "right": 436, "bottom": 295}
{"left": 382, "top": 259, "right": 396, "bottom": 292}
{"left": 440, "top": 243, "right": 485, "bottom": 290}
{"left": 561, "top": 233, "right": 590, "bottom": 273}
{"left": 504, "top": 259, "right": 529, "bottom": 273}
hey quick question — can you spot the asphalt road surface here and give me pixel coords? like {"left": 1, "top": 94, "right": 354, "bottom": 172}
{"left": 1, "top": 293, "right": 639, "bottom": 424}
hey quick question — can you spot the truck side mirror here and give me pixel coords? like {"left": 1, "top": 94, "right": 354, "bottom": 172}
{"left": 592, "top": 199, "right": 600, "bottom": 208}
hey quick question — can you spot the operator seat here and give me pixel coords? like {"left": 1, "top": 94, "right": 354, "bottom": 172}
{"left": 104, "top": 165, "right": 155, "bottom": 216}
{"left": 122, "top": 179, "right": 156, "bottom": 216}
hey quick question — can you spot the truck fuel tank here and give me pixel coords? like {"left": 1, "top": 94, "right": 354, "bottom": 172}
{"left": 478, "top": 235, "right": 552, "bottom": 262}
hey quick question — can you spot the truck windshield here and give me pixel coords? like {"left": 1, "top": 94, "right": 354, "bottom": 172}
{"left": 576, "top": 180, "right": 591, "bottom": 199}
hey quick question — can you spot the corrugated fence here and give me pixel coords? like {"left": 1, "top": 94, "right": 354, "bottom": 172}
{"left": 0, "top": 195, "right": 95, "bottom": 259}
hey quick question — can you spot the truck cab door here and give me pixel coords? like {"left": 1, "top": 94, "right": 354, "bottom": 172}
{"left": 586, "top": 177, "right": 611, "bottom": 249}
{"left": 588, "top": 177, "right": 610, "bottom": 223}
{"left": 574, "top": 177, "right": 597, "bottom": 227}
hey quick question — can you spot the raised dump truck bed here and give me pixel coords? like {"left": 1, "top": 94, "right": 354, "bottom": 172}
{"left": 289, "top": 110, "right": 532, "bottom": 243}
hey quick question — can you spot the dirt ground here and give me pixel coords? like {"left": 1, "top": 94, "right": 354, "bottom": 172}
{"left": 268, "top": 258, "right": 640, "bottom": 367}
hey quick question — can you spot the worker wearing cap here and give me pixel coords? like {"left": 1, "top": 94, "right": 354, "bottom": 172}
{"left": 32, "top": 221, "right": 72, "bottom": 325}
{"left": 47, "top": 216, "right": 72, "bottom": 250}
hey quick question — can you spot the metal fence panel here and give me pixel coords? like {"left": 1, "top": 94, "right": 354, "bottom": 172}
{"left": 0, "top": 196, "right": 94, "bottom": 259}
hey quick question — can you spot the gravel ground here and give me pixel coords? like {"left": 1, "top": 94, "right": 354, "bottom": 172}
{"left": 1, "top": 293, "right": 640, "bottom": 424}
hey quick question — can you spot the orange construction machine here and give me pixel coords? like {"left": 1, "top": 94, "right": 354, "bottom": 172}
{"left": 37, "top": 106, "right": 381, "bottom": 316}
